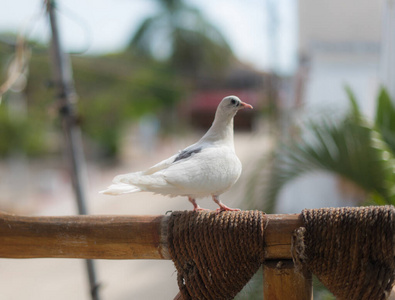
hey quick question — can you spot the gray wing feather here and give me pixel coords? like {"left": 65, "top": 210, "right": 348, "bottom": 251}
{"left": 173, "top": 147, "right": 202, "bottom": 163}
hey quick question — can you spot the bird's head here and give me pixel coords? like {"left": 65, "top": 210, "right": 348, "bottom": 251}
{"left": 202, "top": 95, "right": 254, "bottom": 141}
{"left": 218, "top": 96, "right": 253, "bottom": 117}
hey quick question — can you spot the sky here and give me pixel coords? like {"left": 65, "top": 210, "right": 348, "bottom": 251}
{"left": 0, "top": 0, "right": 297, "bottom": 74}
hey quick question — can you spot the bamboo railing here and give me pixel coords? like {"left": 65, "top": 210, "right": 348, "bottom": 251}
{"left": 0, "top": 212, "right": 312, "bottom": 299}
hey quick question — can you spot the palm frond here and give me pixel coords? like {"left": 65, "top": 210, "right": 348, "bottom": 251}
{"left": 244, "top": 152, "right": 277, "bottom": 213}
{"left": 375, "top": 87, "right": 395, "bottom": 153}
{"left": 127, "top": 0, "right": 233, "bottom": 75}
{"left": 265, "top": 117, "right": 395, "bottom": 207}
{"left": 247, "top": 86, "right": 395, "bottom": 212}
{"left": 344, "top": 84, "right": 361, "bottom": 118}
{"left": 128, "top": 15, "right": 161, "bottom": 54}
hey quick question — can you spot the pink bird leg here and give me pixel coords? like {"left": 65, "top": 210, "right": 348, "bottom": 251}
{"left": 188, "top": 197, "right": 209, "bottom": 211}
{"left": 212, "top": 195, "right": 240, "bottom": 212}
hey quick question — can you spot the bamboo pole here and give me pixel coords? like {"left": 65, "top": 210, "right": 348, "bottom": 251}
{"left": 0, "top": 212, "right": 302, "bottom": 260}
{"left": 0, "top": 212, "right": 308, "bottom": 299}
{"left": 263, "top": 213, "right": 303, "bottom": 259}
{"left": 0, "top": 212, "right": 168, "bottom": 259}
{"left": 263, "top": 260, "right": 312, "bottom": 300}
{"left": 46, "top": 1, "right": 100, "bottom": 299}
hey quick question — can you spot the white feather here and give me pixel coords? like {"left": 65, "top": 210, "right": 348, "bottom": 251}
{"left": 100, "top": 183, "right": 140, "bottom": 195}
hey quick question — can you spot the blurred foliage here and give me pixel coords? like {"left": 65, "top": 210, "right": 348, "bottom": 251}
{"left": 0, "top": 37, "right": 186, "bottom": 158}
{"left": 234, "top": 269, "right": 263, "bottom": 300}
{"left": 0, "top": 106, "right": 47, "bottom": 157}
{"left": 72, "top": 53, "right": 184, "bottom": 156}
{"left": 249, "top": 86, "right": 395, "bottom": 213}
{"left": 0, "top": 0, "right": 234, "bottom": 158}
{"left": 265, "top": 117, "right": 395, "bottom": 208}
{"left": 0, "top": 40, "right": 51, "bottom": 158}
{"left": 375, "top": 88, "right": 395, "bottom": 154}
{"left": 128, "top": 0, "right": 234, "bottom": 78}
{"left": 246, "top": 87, "right": 395, "bottom": 300}
{"left": 312, "top": 276, "right": 335, "bottom": 300}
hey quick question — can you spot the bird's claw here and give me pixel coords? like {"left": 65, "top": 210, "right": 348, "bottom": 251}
{"left": 193, "top": 207, "right": 210, "bottom": 212}
{"left": 216, "top": 206, "right": 241, "bottom": 214}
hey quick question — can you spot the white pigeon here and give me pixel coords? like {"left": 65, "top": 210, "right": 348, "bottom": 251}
{"left": 100, "top": 95, "right": 253, "bottom": 212}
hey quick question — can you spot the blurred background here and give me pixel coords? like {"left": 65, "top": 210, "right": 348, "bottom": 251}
{"left": 0, "top": 0, "right": 394, "bottom": 299}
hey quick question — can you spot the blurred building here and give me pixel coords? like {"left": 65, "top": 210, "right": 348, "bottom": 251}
{"left": 278, "top": 1, "right": 386, "bottom": 213}
{"left": 297, "top": 0, "right": 382, "bottom": 117}
{"left": 299, "top": 1, "right": 381, "bottom": 56}
{"left": 381, "top": 1, "right": 395, "bottom": 99}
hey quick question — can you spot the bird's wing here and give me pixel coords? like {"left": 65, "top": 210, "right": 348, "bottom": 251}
{"left": 110, "top": 143, "right": 203, "bottom": 185}
{"left": 141, "top": 153, "right": 179, "bottom": 175}
{"left": 161, "top": 146, "right": 240, "bottom": 194}
{"left": 142, "top": 143, "right": 202, "bottom": 175}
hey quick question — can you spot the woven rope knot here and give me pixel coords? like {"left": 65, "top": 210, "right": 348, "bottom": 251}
{"left": 292, "top": 206, "right": 395, "bottom": 300}
{"left": 167, "top": 210, "right": 266, "bottom": 300}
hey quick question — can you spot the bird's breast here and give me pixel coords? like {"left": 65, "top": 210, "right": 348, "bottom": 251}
{"left": 160, "top": 146, "right": 242, "bottom": 198}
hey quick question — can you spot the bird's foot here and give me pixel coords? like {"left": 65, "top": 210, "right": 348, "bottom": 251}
{"left": 212, "top": 195, "right": 240, "bottom": 213}
{"left": 189, "top": 197, "right": 209, "bottom": 212}
{"left": 216, "top": 205, "right": 241, "bottom": 213}
{"left": 193, "top": 207, "right": 210, "bottom": 212}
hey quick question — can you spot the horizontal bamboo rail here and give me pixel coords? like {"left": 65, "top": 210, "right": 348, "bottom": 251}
{"left": 0, "top": 212, "right": 302, "bottom": 260}
{"left": 0, "top": 211, "right": 311, "bottom": 299}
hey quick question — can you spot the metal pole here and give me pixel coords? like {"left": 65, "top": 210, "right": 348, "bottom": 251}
{"left": 46, "top": 1, "right": 100, "bottom": 299}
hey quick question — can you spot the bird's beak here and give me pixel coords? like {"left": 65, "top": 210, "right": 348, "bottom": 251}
{"left": 240, "top": 102, "right": 253, "bottom": 109}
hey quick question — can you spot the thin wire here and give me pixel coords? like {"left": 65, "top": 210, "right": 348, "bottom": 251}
{"left": 0, "top": 2, "right": 47, "bottom": 104}
{"left": 0, "top": 0, "right": 94, "bottom": 104}
{"left": 52, "top": 1, "right": 93, "bottom": 55}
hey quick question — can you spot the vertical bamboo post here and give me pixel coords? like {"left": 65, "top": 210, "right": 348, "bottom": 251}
{"left": 263, "top": 260, "right": 312, "bottom": 300}
{"left": 46, "top": 1, "right": 100, "bottom": 299}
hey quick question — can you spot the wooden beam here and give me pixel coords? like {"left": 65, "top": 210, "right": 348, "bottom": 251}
{"left": 263, "top": 260, "right": 312, "bottom": 300}
{"left": 264, "top": 214, "right": 303, "bottom": 259}
{"left": 0, "top": 212, "right": 168, "bottom": 259}
{"left": 0, "top": 212, "right": 302, "bottom": 260}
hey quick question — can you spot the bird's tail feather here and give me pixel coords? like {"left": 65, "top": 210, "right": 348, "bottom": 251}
{"left": 101, "top": 171, "right": 169, "bottom": 195}
{"left": 113, "top": 172, "right": 143, "bottom": 184}
{"left": 112, "top": 172, "right": 168, "bottom": 190}
{"left": 100, "top": 183, "right": 141, "bottom": 195}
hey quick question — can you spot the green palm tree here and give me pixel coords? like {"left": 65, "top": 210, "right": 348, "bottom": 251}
{"left": 243, "top": 87, "right": 395, "bottom": 300}
{"left": 127, "top": 0, "right": 233, "bottom": 77}
{"left": 249, "top": 87, "right": 395, "bottom": 213}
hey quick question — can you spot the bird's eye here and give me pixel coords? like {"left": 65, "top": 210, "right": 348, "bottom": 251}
{"left": 230, "top": 98, "right": 239, "bottom": 106}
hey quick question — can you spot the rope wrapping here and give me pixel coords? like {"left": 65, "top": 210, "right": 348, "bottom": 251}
{"left": 292, "top": 206, "right": 395, "bottom": 300}
{"left": 167, "top": 210, "right": 266, "bottom": 300}
{"left": 167, "top": 206, "right": 395, "bottom": 299}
